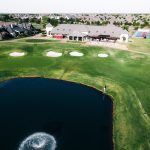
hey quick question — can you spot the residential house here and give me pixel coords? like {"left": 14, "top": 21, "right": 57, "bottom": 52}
{"left": 0, "top": 27, "right": 13, "bottom": 40}
{"left": 64, "top": 14, "right": 76, "bottom": 20}
{"left": 5, "top": 25, "right": 17, "bottom": 37}
{"left": 0, "top": 22, "right": 40, "bottom": 40}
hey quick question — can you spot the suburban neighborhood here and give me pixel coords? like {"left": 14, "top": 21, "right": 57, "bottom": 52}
{"left": 0, "top": 21, "right": 40, "bottom": 40}
{"left": 0, "top": 13, "right": 150, "bottom": 42}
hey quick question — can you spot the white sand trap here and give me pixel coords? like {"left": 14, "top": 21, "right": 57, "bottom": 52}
{"left": 46, "top": 51, "right": 62, "bottom": 57}
{"left": 9, "top": 52, "right": 25, "bottom": 57}
{"left": 98, "top": 53, "right": 108, "bottom": 58}
{"left": 69, "top": 51, "right": 84, "bottom": 57}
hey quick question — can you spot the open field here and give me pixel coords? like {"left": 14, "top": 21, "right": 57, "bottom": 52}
{"left": 128, "top": 38, "right": 150, "bottom": 54}
{"left": 0, "top": 39, "right": 150, "bottom": 149}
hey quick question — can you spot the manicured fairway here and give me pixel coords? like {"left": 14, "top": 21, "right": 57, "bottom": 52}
{"left": 0, "top": 39, "right": 150, "bottom": 150}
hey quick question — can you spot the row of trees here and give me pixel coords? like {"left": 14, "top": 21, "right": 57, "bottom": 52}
{"left": 42, "top": 16, "right": 82, "bottom": 27}
{"left": 113, "top": 20, "right": 150, "bottom": 31}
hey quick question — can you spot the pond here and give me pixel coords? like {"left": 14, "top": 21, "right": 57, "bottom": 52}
{"left": 0, "top": 78, "right": 113, "bottom": 150}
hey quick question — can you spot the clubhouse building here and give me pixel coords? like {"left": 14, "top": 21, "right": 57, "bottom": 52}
{"left": 46, "top": 24, "right": 129, "bottom": 43}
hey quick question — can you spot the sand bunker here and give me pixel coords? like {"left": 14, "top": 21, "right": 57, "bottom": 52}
{"left": 69, "top": 51, "right": 84, "bottom": 57}
{"left": 46, "top": 51, "right": 62, "bottom": 57}
{"left": 98, "top": 53, "right": 108, "bottom": 58}
{"left": 9, "top": 52, "right": 25, "bottom": 57}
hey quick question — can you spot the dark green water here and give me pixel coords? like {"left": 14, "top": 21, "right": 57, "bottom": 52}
{"left": 0, "top": 78, "right": 113, "bottom": 150}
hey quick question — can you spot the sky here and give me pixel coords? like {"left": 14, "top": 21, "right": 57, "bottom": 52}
{"left": 0, "top": 0, "right": 150, "bottom": 13}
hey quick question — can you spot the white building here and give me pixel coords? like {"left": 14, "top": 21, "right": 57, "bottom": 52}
{"left": 51, "top": 24, "right": 129, "bottom": 42}
{"left": 46, "top": 23, "right": 53, "bottom": 36}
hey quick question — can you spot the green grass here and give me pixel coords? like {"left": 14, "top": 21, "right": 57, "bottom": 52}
{"left": 128, "top": 38, "right": 150, "bottom": 53}
{"left": 32, "top": 23, "right": 43, "bottom": 30}
{"left": 0, "top": 39, "right": 150, "bottom": 150}
{"left": 19, "top": 39, "right": 60, "bottom": 43}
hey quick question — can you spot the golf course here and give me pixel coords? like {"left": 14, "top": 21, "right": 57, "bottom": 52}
{"left": 0, "top": 38, "right": 150, "bottom": 150}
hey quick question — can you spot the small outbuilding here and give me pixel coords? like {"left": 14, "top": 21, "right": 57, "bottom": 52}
{"left": 46, "top": 23, "right": 53, "bottom": 36}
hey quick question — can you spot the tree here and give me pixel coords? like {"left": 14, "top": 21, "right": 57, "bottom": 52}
{"left": 22, "top": 18, "right": 29, "bottom": 23}
{"left": 101, "top": 21, "right": 109, "bottom": 25}
{"left": 0, "top": 14, "right": 10, "bottom": 22}
{"left": 86, "top": 21, "right": 90, "bottom": 25}
{"left": 142, "top": 19, "right": 149, "bottom": 27}
{"left": 42, "top": 16, "right": 49, "bottom": 28}
{"left": 18, "top": 18, "right": 23, "bottom": 24}
{"left": 59, "top": 17, "right": 65, "bottom": 24}
{"left": 49, "top": 18, "right": 59, "bottom": 27}
{"left": 30, "top": 17, "right": 41, "bottom": 24}
{"left": 122, "top": 25, "right": 129, "bottom": 31}
{"left": 96, "top": 21, "right": 101, "bottom": 25}
{"left": 134, "top": 26, "right": 139, "bottom": 30}
{"left": 132, "top": 21, "right": 140, "bottom": 27}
